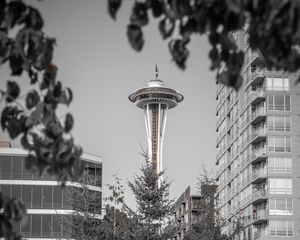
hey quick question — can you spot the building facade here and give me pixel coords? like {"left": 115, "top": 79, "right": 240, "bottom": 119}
{"left": 172, "top": 185, "right": 216, "bottom": 240}
{"left": 0, "top": 142, "right": 102, "bottom": 239}
{"left": 215, "top": 30, "right": 300, "bottom": 239}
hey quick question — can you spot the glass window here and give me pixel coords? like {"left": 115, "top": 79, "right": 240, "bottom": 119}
{"left": 32, "top": 186, "right": 42, "bottom": 208}
{"left": 22, "top": 186, "right": 32, "bottom": 208}
{"left": 2, "top": 156, "right": 12, "bottom": 178}
{"left": 11, "top": 185, "right": 21, "bottom": 199}
{"left": 285, "top": 96, "right": 290, "bottom": 110}
{"left": 42, "top": 186, "right": 52, "bottom": 208}
{"left": 269, "top": 178, "right": 292, "bottom": 194}
{"left": 287, "top": 220, "right": 293, "bottom": 236}
{"left": 32, "top": 215, "right": 41, "bottom": 237}
{"left": 268, "top": 95, "right": 274, "bottom": 110}
{"left": 269, "top": 220, "right": 276, "bottom": 236}
{"left": 53, "top": 215, "right": 62, "bottom": 237}
{"left": 42, "top": 215, "right": 52, "bottom": 237}
{"left": 285, "top": 116, "right": 291, "bottom": 131}
{"left": 277, "top": 220, "right": 286, "bottom": 236}
{"left": 12, "top": 157, "right": 22, "bottom": 179}
{"left": 275, "top": 95, "right": 284, "bottom": 110}
{"left": 21, "top": 215, "right": 31, "bottom": 236}
{"left": 2, "top": 185, "right": 11, "bottom": 197}
{"left": 274, "top": 116, "right": 284, "bottom": 131}
{"left": 284, "top": 78, "right": 289, "bottom": 91}
{"left": 53, "top": 186, "right": 63, "bottom": 208}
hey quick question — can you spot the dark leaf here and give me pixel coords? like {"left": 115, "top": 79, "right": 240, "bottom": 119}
{"left": 7, "top": 118, "right": 22, "bottom": 139}
{"left": 159, "top": 18, "right": 175, "bottom": 40}
{"left": 4, "top": 0, "right": 26, "bottom": 28}
{"left": 9, "top": 52, "right": 24, "bottom": 75}
{"left": 175, "top": 0, "right": 193, "bottom": 17}
{"left": 46, "top": 120, "right": 63, "bottom": 139}
{"left": 41, "top": 63, "right": 57, "bottom": 90}
{"left": 151, "top": 0, "right": 163, "bottom": 18}
{"left": 34, "top": 37, "right": 55, "bottom": 71}
{"left": 59, "top": 88, "right": 73, "bottom": 105}
{"left": 64, "top": 113, "right": 73, "bottom": 133}
{"left": 28, "top": 68, "right": 38, "bottom": 84}
{"left": 127, "top": 24, "right": 144, "bottom": 51}
{"left": 225, "top": 0, "right": 241, "bottom": 14}
{"left": 169, "top": 39, "right": 189, "bottom": 70}
{"left": 23, "top": 7, "right": 44, "bottom": 30}
{"left": 6, "top": 81, "right": 20, "bottom": 102}
{"left": 26, "top": 90, "right": 40, "bottom": 109}
{"left": 108, "top": 0, "right": 122, "bottom": 20}
{"left": 130, "top": 2, "right": 148, "bottom": 27}
{"left": 180, "top": 17, "right": 197, "bottom": 38}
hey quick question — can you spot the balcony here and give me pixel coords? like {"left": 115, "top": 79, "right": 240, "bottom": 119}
{"left": 249, "top": 51, "right": 263, "bottom": 66}
{"left": 252, "top": 211, "right": 268, "bottom": 225}
{"left": 252, "top": 189, "right": 268, "bottom": 204}
{"left": 251, "top": 128, "right": 267, "bottom": 145}
{"left": 252, "top": 149, "right": 267, "bottom": 164}
{"left": 250, "top": 69, "right": 265, "bottom": 85}
{"left": 251, "top": 108, "right": 266, "bottom": 125}
{"left": 252, "top": 169, "right": 268, "bottom": 184}
{"left": 250, "top": 90, "right": 266, "bottom": 106}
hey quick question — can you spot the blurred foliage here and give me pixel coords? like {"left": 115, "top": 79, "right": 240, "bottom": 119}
{"left": 108, "top": 0, "right": 300, "bottom": 89}
{"left": 0, "top": 0, "right": 81, "bottom": 238}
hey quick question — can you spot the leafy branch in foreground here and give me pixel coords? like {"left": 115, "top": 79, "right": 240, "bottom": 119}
{"left": 108, "top": 0, "right": 300, "bottom": 88}
{"left": 0, "top": 0, "right": 81, "bottom": 238}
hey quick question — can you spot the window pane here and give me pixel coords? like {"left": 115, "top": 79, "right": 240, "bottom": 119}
{"left": 2, "top": 185, "right": 11, "bottom": 197}
{"left": 32, "top": 186, "right": 42, "bottom": 208}
{"left": 269, "top": 220, "right": 275, "bottom": 236}
{"left": 286, "top": 158, "right": 292, "bottom": 172}
{"left": 276, "top": 199, "right": 286, "bottom": 211}
{"left": 32, "top": 215, "right": 41, "bottom": 237}
{"left": 268, "top": 95, "right": 274, "bottom": 110}
{"left": 287, "top": 199, "right": 293, "bottom": 213}
{"left": 269, "top": 198, "right": 275, "bottom": 210}
{"left": 12, "top": 157, "right": 22, "bottom": 179}
{"left": 268, "top": 116, "right": 273, "bottom": 131}
{"left": 21, "top": 215, "right": 31, "bottom": 236}
{"left": 22, "top": 185, "right": 32, "bottom": 208}
{"left": 53, "top": 186, "right": 63, "bottom": 209}
{"left": 42, "top": 186, "right": 52, "bottom": 208}
{"left": 275, "top": 95, "right": 284, "bottom": 110}
{"left": 268, "top": 137, "right": 274, "bottom": 152}
{"left": 273, "top": 78, "right": 282, "bottom": 90}
{"left": 42, "top": 215, "right": 52, "bottom": 237}
{"left": 286, "top": 137, "right": 291, "bottom": 152}
{"left": 274, "top": 116, "right": 284, "bottom": 131}
{"left": 285, "top": 116, "right": 291, "bottom": 131}
{"left": 287, "top": 220, "right": 293, "bottom": 236}
{"left": 276, "top": 220, "right": 286, "bottom": 236}
{"left": 2, "top": 156, "right": 11, "bottom": 178}
{"left": 275, "top": 157, "right": 285, "bottom": 173}
{"left": 53, "top": 215, "right": 62, "bottom": 237}
{"left": 285, "top": 96, "right": 290, "bottom": 110}
{"left": 275, "top": 137, "right": 284, "bottom": 152}
{"left": 11, "top": 185, "right": 21, "bottom": 199}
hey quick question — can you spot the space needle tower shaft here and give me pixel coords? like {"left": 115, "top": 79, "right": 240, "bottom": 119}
{"left": 129, "top": 66, "right": 183, "bottom": 187}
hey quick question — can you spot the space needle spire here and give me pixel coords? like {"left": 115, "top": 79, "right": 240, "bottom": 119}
{"left": 129, "top": 66, "right": 183, "bottom": 187}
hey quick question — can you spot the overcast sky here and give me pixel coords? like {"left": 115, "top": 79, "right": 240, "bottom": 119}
{"left": 0, "top": 0, "right": 217, "bottom": 208}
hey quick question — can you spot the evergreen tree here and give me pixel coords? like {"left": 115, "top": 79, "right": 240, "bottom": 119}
{"left": 127, "top": 159, "right": 175, "bottom": 240}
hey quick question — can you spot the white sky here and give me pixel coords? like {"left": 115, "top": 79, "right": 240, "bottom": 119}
{"left": 0, "top": 0, "right": 217, "bottom": 209}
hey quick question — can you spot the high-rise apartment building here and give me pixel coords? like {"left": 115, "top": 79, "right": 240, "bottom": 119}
{"left": 0, "top": 142, "right": 102, "bottom": 239}
{"left": 215, "top": 30, "right": 300, "bottom": 239}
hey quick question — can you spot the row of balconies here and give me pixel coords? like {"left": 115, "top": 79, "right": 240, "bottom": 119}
{"left": 226, "top": 189, "right": 268, "bottom": 219}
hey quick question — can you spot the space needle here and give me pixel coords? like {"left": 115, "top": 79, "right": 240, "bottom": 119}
{"left": 129, "top": 66, "right": 183, "bottom": 187}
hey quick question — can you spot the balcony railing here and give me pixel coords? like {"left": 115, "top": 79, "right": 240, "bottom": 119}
{"left": 251, "top": 128, "right": 267, "bottom": 144}
{"left": 250, "top": 89, "right": 266, "bottom": 106}
{"left": 252, "top": 148, "right": 267, "bottom": 164}
{"left": 251, "top": 107, "right": 266, "bottom": 125}
{"left": 250, "top": 69, "right": 265, "bottom": 85}
{"left": 252, "top": 189, "right": 268, "bottom": 204}
{"left": 252, "top": 168, "right": 268, "bottom": 184}
{"left": 253, "top": 211, "right": 268, "bottom": 225}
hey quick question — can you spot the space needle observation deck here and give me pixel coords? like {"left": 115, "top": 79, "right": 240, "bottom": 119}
{"left": 129, "top": 66, "right": 183, "bottom": 186}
